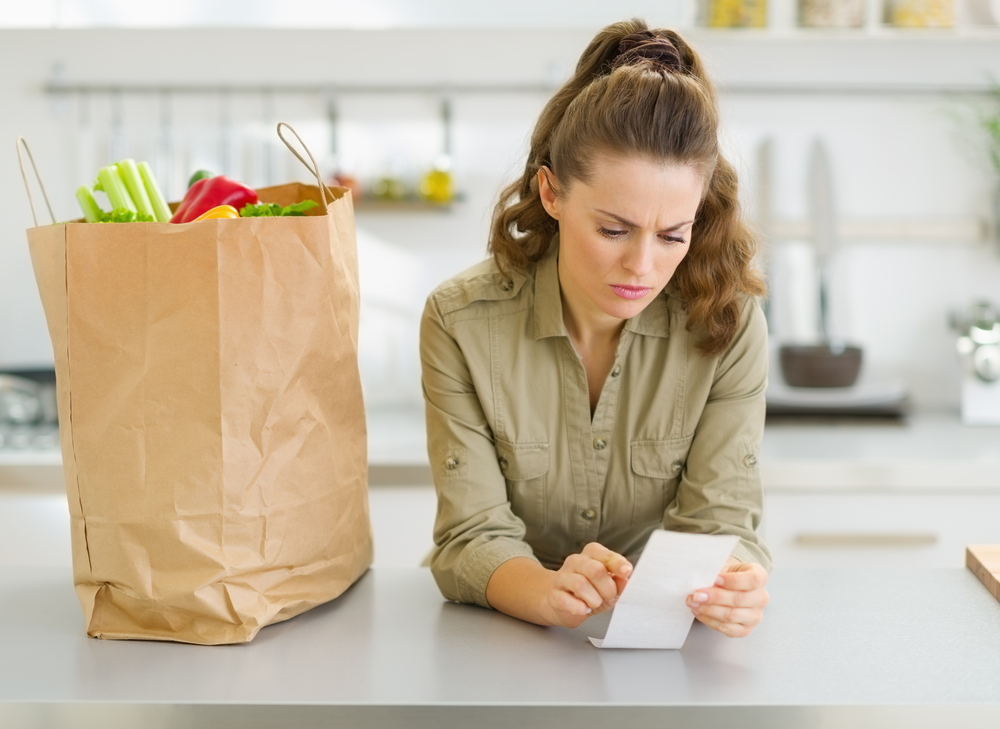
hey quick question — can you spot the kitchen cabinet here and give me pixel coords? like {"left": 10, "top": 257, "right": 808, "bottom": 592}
{"left": 762, "top": 491, "right": 1000, "bottom": 568}
{"left": 760, "top": 413, "right": 1000, "bottom": 568}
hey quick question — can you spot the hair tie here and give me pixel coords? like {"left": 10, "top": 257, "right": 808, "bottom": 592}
{"left": 611, "top": 31, "right": 683, "bottom": 74}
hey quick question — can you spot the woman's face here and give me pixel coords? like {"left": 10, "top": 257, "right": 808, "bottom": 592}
{"left": 539, "top": 154, "right": 703, "bottom": 331}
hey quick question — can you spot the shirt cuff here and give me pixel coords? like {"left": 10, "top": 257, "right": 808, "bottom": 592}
{"left": 458, "top": 537, "right": 539, "bottom": 609}
{"left": 730, "top": 539, "right": 773, "bottom": 572}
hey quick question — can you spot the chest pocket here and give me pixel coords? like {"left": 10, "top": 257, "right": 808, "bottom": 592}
{"left": 630, "top": 436, "right": 694, "bottom": 527}
{"left": 496, "top": 440, "right": 549, "bottom": 530}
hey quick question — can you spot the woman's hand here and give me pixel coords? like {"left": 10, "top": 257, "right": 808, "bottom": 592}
{"left": 686, "top": 557, "right": 769, "bottom": 637}
{"left": 540, "top": 542, "right": 633, "bottom": 629}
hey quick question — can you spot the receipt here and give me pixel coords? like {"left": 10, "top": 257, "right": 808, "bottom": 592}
{"left": 589, "top": 530, "right": 738, "bottom": 649}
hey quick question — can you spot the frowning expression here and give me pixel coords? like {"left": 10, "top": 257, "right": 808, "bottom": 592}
{"left": 539, "top": 154, "right": 703, "bottom": 328}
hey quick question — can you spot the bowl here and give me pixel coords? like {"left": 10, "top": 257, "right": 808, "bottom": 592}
{"left": 780, "top": 344, "right": 863, "bottom": 388}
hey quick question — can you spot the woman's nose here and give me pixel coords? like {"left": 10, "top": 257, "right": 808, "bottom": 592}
{"left": 622, "top": 239, "right": 655, "bottom": 277}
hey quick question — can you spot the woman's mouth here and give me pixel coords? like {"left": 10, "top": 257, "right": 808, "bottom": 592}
{"left": 609, "top": 284, "right": 651, "bottom": 300}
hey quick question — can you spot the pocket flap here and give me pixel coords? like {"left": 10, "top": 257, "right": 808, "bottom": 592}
{"left": 496, "top": 440, "right": 550, "bottom": 480}
{"left": 631, "top": 438, "right": 692, "bottom": 478}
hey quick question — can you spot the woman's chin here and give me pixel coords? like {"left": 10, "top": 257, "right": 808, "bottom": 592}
{"left": 597, "top": 295, "right": 651, "bottom": 322}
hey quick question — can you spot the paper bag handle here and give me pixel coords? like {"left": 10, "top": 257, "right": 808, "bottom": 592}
{"left": 275, "top": 122, "right": 337, "bottom": 208}
{"left": 15, "top": 137, "right": 56, "bottom": 227}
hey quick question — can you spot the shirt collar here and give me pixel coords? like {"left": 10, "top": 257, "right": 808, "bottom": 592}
{"left": 532, "top": 237, "right": 672, "bottom": 341}
{"left": 533, "top": 240, "right": 566, "bottom": 340}
{"left": 625, "top": 284, "right": 672, "bottom": 339}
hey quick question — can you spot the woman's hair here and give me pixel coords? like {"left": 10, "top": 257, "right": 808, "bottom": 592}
{"left": 488, "top": 19, "right": 765, "bottom": 356}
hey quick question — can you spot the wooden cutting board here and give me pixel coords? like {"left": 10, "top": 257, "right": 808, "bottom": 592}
{"left": 967, "top": 545, "right": 1000, "bottom": 604}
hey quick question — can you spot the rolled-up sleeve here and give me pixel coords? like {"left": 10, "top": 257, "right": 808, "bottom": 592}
{"left": 665, "top": 299, "right": 773, "bottom": 571}
{"left": 420, "top": 295, "right": 539, "bottom": 607}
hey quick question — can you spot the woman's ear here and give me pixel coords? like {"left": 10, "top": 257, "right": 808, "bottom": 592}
{"left": 537, "top": 167, "right": 560, "bottom": 220}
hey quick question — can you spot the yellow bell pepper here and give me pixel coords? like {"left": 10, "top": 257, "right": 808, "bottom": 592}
{"left": 192, "top": 204, "right": 240, "bottom": 222}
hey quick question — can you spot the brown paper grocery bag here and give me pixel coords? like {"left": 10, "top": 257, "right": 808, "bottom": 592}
{"left": 18, "top": 124, "right": 373, "bottom": 644}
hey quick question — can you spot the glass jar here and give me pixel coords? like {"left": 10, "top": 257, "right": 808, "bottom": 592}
{"left": 891, "top": 0, "right": 954, "bottom": 27}
{"left": 800, "top": 0, "right": 864, "bottom": 26}
{"left": 707, "top": 0, "right": 768, "bottom": 28}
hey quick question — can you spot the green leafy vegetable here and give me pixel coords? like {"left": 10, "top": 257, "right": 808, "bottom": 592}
{"left": 239, "top": 200, "right": 318, "bottom": 217}
{"left": 95, "top": 208, "right": 155, "bottom": 223}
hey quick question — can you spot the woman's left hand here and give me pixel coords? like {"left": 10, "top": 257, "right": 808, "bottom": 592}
{"left": 686, "top": 557, "right": 769, "bottom": 638}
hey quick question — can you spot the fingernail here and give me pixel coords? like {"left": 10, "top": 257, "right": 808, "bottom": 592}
{"left": 584, "top": 607, "right": 592, "bottom": 614}
{"left": 693, "top": 592, "right": 708, "bottom": 603}
{"left": 715, "top": 577, "right": 724, "bottom": 586}
{"left": 609, "top": 596, "right": 618, "bottom": 605}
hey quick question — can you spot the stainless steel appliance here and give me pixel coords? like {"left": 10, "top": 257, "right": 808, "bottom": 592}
{"left": 952, "top": 300, "right": 1000, "bottom": 425}
{"left": 0, "top": 373, "right": 59, "bottom": 451}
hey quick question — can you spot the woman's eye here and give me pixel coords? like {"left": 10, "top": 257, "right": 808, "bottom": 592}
{"left": 660, "top": 235, "right": 686, "bottom": 245}
{"left": 599, "top": 227, "right": 627, "bottom": 239}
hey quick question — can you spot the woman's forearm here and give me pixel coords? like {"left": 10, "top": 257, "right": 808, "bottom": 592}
{"left": 485, "top": 557, "right": 559, "bottom": 626}
{"left": 486, "top": 544, "right": 630, "bottom": 628}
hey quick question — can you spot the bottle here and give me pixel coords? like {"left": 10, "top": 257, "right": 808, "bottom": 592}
{"left": 419, "top": 154, "right": 454, "bottom": 205}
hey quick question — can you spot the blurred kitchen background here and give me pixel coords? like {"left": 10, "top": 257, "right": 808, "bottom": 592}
{"left": 2, "top": 0, "right": 1000, "bottom": 571}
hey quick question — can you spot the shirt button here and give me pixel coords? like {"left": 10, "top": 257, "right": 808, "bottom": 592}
{"left": 582, "top": 509, "right": 597, "bottom": 521}
{"left": 671, "top": 459, "right": 683, "bottom": 474}
{"left": 593, "top": 438, "right": 607, "bottom": 450}
{"left": 744, "top": 454, "right": 758, "bottom": 468}
{"left": 611, "top": 365, "right": 622, "bottom": 378}
{"left": 445, "top": 457, "right": 459, "bottom": 470}
{"left": 498, "top": 456, "right": 508, "bottom": 472}
{"left": 500, "top": 279, "right": 514, "bottom": 291}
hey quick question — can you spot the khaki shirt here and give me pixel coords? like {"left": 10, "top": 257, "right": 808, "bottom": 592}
{"left": 420, "top": 241, "right": 771, "bottom": 609}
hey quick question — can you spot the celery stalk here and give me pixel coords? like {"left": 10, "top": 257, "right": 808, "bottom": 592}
{"left": 76, "top": 186, "right": 104, "bottom": 223}
{"left": 97, "top": 164, "right": 136, "bottom": 212}
{"left": 138, "top": 161, "right": 171, "bottom": 223}
{"left": 117, "top": 159, "right": 154, "bottom": 219}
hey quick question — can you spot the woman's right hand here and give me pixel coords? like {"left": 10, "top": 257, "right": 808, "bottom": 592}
{"left": 540, "top": 542, "right": 633, "bottom": 628}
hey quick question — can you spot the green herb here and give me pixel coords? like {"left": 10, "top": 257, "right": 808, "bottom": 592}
{"left": 948, "top": 78, "right": 1000, "bottom": 182}
{"left": 981, "top": 83, "right": 1000, "bottom": 179}
{"left": 96, "top": 208, "right": 154, "bottom": 223}
{"left": 239, "top": 200, "right": 318, "bottom": 217}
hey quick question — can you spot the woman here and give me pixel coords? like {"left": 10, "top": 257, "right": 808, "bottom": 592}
{"left": 419, "top": 19, "right": 771, "bottom": 637}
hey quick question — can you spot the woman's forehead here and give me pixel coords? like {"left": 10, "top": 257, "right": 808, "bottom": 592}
{"left": 571, "top": 155, "right": 704, "bottom": 219}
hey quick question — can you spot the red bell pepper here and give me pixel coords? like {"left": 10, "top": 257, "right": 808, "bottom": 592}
{"left": 170, "top": 175, "right": 258, "bottom": 224}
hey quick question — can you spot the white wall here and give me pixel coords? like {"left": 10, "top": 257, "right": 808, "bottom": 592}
{"left": 3, "top": 0, "right": 691, "bottom": 29}
{"left": 2, "top": 28, "right": 1000, "bottom": 410}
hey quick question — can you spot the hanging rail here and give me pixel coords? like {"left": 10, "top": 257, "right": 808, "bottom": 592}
{"left": 43, "top": 81, "right": 1000, "bottom": 97}
{"left": 43, "top": 83, "right": 557, "bottom": 96}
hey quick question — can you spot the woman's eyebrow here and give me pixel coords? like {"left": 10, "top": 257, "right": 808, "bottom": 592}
{"left": 595, "top": 209, "right": 695, "bottom": 232}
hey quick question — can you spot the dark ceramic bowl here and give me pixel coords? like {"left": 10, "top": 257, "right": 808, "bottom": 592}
{"left": 780, "top": 344, "right": 863, "bottom": 388}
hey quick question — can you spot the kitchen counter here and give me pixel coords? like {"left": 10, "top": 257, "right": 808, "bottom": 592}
{"left": 362, "top": 408, "right": 1000, "bottom": 491}
{"left": 760, "top": 413, "right": 1000, "bottom": 490}
{"left": 4, "top": 410, "right": 1000, "bottom": 492}
{"left": 1, "top": 566, "right": 999, "bottom": 728}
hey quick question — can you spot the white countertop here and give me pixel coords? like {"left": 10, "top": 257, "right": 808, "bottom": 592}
{"left": 760, "top": 412, "right": 1000, "bottom": 490}
{"left": 2, "top": 409, "right": 999, "bottom": 491}
{"left": 1, "top": 566, "right": 999, "bottom": 727}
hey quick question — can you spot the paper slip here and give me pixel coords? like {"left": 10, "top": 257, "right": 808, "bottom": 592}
{"left": 589, "top": 530, "right": 739, "bottom": 649}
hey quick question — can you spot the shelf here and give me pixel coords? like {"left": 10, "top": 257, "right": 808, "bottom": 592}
{"left": 353, "top": 198, "right": 460, "bottom": 213}
{"left": 688, "top": 25, "right": 1000, "bottom": 39}
{"left": 32, "top": 27, "right": 1000, "bottom": 101}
